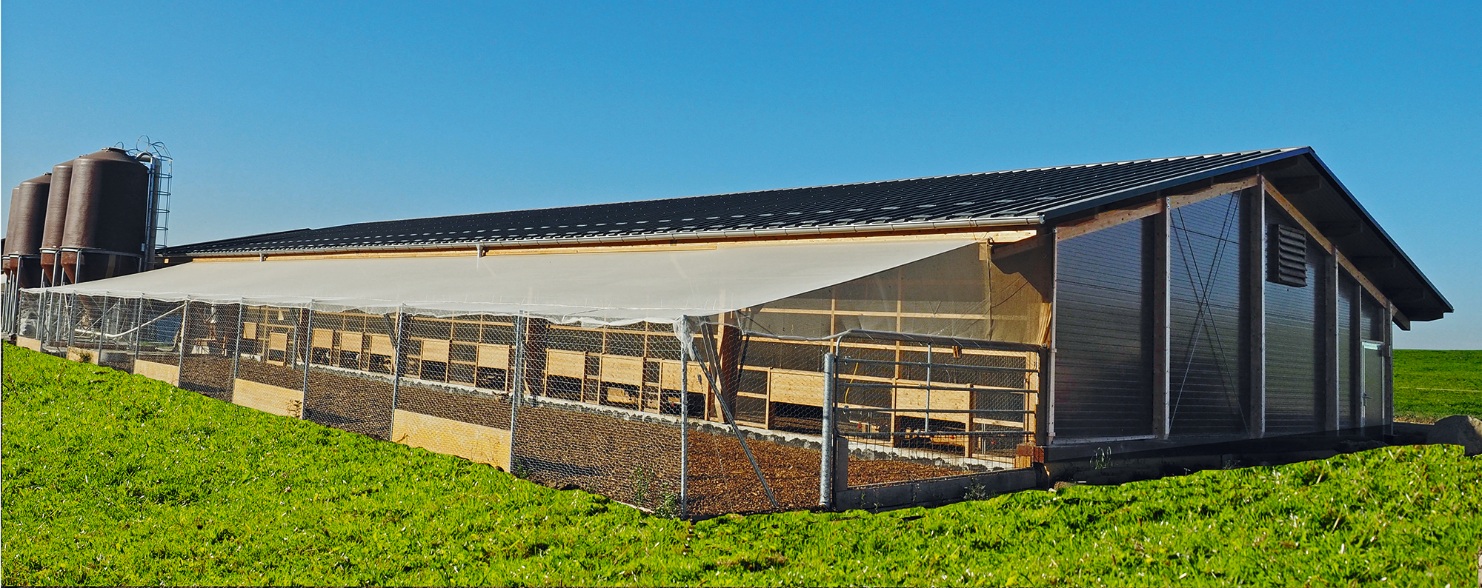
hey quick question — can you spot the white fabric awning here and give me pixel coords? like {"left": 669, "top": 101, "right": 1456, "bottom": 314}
{"left": 34, "top": 239, "right": 975, "bottom": 324}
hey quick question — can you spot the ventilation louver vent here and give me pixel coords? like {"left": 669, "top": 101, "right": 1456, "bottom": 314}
{"left": 1268, "top": 224, "right": 1308, "bottom": 287}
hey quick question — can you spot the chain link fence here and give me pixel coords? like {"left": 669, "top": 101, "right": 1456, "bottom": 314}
{"left": 12, "top": 293, "right": 1045, "bottom": 517}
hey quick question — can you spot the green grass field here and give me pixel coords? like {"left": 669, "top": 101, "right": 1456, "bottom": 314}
{"left": 3, "top": 343, "right": 1481, "bottom": 586}
{"left": 1393, "top": 349, "right": 1482, "bottom": 422}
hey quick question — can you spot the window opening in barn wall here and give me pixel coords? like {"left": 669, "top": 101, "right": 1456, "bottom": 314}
{"left": 1168, "top": 191, "right": 1248, "bottom": 436}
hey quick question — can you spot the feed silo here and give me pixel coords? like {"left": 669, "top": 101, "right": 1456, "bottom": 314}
{"left": 39, "top": 158, "right": 75, "bottom": 286}
{"left": 59, "top": 148, "right": 150, "bottom": 283}
{"left": 2, "top": 173, "right": 53, "bottom": 289}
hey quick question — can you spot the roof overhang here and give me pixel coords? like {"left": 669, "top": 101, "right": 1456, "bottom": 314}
{"left": 1040, "top": 148, "right": 1451, "bottom": 322}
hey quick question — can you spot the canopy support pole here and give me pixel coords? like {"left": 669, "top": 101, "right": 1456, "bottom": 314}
{"left": 509, "top": 314, "right": 528, "bottom": 474}
{"left": 300, "top": 302, "right": 314, "bottom": 419}
{"left": 696, "top": 319, "right": 779, "bottom": 511}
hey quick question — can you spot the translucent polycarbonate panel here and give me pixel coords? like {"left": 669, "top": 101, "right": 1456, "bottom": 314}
{"left": 1168, "top": 192, "right": 1248, "bottom": 436}
{"left": 1054, "top": 218, "right": 1154, "bottom": 440}
{"left": 1264, "top": 200, "right": 1326, "bottom": 435}
{"left": 747, "top": 241, "right": 1049, "bottom": 344}
{"left": 1337, "top": 272, "right": 1357, "bottom": 428}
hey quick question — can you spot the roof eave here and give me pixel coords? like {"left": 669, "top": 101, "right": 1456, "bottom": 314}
{"left": 167, "top": 215, "right": 1043, "bottom": 259}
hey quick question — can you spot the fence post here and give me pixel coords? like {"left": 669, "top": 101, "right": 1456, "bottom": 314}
{"left": 508, "top": 314, "right": 527, "bottom": 473}
{"left": 679, "top": 341, "right": 690, "bottom": 518}
{"left": 177, "top": 298, "right": 190, "bottom": 372}
{"left": 390, "top": 305, "right": 405, "bottom": 414}
{"left": 301, "top": 301, "right": 315, "bottom": 419}
{"left": 231, "top": 300, "right": 245, "bottom": 384}
{"left": 131, "top": 298, "right": 144, "bottom": 364}
{"left": 820, "top": 352, "right": 837, "bottom": 508}
{"left": 96, "top": 295, "right": 108, "bottom": 364}
{"left": 67, "top": 294, "right": 78, "bottom": 352}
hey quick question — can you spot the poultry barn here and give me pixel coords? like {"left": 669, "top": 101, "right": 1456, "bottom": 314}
{"left": 2, "top": 146, "right": 1451, "bottom": 516}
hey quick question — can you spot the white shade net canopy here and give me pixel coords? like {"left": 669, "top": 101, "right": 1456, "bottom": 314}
{"left": 33, "top": 239, "right": 975, "bottom": 325}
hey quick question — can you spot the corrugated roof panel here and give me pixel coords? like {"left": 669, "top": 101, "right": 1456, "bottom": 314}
{"left": 165, "top": 148, "right": 1299, "bottom": 255}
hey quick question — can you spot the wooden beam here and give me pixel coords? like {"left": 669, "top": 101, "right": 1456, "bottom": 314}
{"left": 1262, "top": 178, "right": 1396, "bottom": 318}
{"left": 1167, "top": 176, "right": 1260, "bottom": 210}
{"left": 990, "top": 232, "right": 1050, "bottom": 260}
{"left": 1055, "top": 199, "right": 1162, "bottom": 241}
{"left": 180, "top": 227, "right": 1040, "bottom": 263}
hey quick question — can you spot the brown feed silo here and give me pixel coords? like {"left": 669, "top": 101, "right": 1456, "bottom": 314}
{"left": 60, "top": 147, "right": 149, "bottom": 283}
{"left": 39, "top": 158, "right": 74, "bottom": 286}
{"left": 3, "top": 173, "right": 53, "bottom": 288}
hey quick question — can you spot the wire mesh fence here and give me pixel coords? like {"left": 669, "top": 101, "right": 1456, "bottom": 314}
{"left": 12, "top": 295, "right": 1046, "bottom": 517}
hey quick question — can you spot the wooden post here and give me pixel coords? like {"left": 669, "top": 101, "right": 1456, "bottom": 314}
{"left": 521, "top": 316, "right": 547, "bottom": 399}
{"left": 1153, "top": 197, "right": 1171, "bottom": 439}
{"left": 1044, "top": 230, "right": 1059, "bottom": 446}
{"left": 1249, "top": 183, "right": 1268, "bottom": 438}
{"left": 714, "top": 313, "right": 743, "bottom": 423}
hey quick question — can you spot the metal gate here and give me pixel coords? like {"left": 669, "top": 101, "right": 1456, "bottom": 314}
{"left": 819, "top": 331, "right": 1045, "bottom": 509}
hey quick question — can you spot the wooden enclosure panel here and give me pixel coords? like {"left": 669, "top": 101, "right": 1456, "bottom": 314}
{"left": 16, "top": 337, "right": 42, "bottom": 351}
{"left": 340, "top": 331, "right": 365, "bottom": 352}
{"left": 242, "top": 322, "right": 258, "bottom": 340}
{"left": 600, "top": 355, "right": 644, "bottom": 386}
{"left": 367, "top": 334, "right": 394, "bottom": 356}
{"left": 477, "top": 344, "right": 510, "bottom": 368}
{"left": 267, "top": 332, "right": 289, "bottom": 352}
{"left": 419, "top": 339, "right": 450, "bottom": 363}
{"left": 605, "top": 385, "right": 641, "bottom": 405}
{"left": 896, "top": 386, "right": 972, "bottom": 423}
{"left": 659, "top": 360, "right": 708, "bottom": 391}
{"left": 769, "top": 370, "right": 825, "bottom": 406}
{"left": 232, "top": 379, "right": 304, "bottom": 418}
{"left": 134, "top": 360, "right": 180, "bottom": 386}
{"left": 391, "top": 409, "right": 512, "bottom": 470}
{"left": 312, "top": 328, "right": 335, "bottom": 349}
{"left": 546, "top": 349, "right": 586, "bottom": 379}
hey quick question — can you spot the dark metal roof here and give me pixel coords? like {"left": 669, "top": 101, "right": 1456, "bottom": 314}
{"left": 165, "top": 148, "right": 1298, "bottom": 255}
{"left": 162, "top": 147, "right": 1451, "bottom": 322}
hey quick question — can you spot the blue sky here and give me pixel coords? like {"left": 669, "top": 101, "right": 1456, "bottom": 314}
{"left": 3, "top": 1, "right": 1478, "bottom": 348}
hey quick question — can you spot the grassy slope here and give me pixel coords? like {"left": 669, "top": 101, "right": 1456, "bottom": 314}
{"left": 3, "top": 344, "right": 1481, "bottom": 586}
{"left": 1393, "top": 349, "right": 1482, "bottom": 422}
